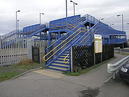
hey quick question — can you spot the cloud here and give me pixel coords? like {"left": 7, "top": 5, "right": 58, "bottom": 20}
{"left": 0, "top": 0, "right": 129, "bottom": 37}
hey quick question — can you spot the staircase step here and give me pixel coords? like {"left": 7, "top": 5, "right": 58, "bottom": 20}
{"left": 51, "top": 63, "right": 70, "bottom": 68}
{"left": 63, "top": 53, "right": 69, "bottom": 55}
{"left": 54, "top": 61, "right": 69, "bottom": 64}
{"left": 59, "top": 56, "right": 69, "bottom": 59}
{"left": 48, "top": 66, "right": 69, "bottom": 71}
{"left": 58, "top": 58, "right": 69, "bottom": 61}
{"left": 59, "top": 55, "right": 67, "bottom": 58}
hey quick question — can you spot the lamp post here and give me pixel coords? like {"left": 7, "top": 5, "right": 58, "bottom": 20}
{"left": 65, "top": 0, "right": 68, "bottom": 29}
{"left": 16, "top": 10, "right": 20, "bottom": 51}
{"left": 66, "top": 0, "right": 68, "bottom": 18}
{"left": 70, "top": 0, "right": 78, "bottom": 16}
{"left": 16, "top": 10, "right": 20, "bottom": 48}
{"left": 17, "top": 20, "right": 20, "bottom": 33}
{"left": 16, "top": 10, "right": 20, "bottom": 33}
{"left": 127, "top": 23, "right": 129, "bottom": 41}
{"left": 40, "top": 13, "right": 44, "bottom": 25}
{"left": 117, "top": 14, "right": 125, "bottom": 49}
{"left": 117, "top": 14, "right": 124, "bottom": 31}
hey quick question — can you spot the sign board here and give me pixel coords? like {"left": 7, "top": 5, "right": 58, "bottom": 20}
{"left": 94, "top": 34, "right": 102, "bottom": 53}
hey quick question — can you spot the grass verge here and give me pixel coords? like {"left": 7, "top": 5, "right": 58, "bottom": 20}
{"left": 0, "top": 72, "right": 21, "bottom": 82}
{"left": 0, "top": 60, "right": 42, "bottom": 82}
{"left": 64, "top": 57, "right": 116, "bottom": 76}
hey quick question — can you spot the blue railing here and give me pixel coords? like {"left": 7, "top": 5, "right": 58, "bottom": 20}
{"left": 44, "top": 14, "right": 100, "bottom": 63}
{"left": 46, "top": 22, "right": 100, "bottom": 66}
{"left": 45, "top": 17, "right": 85, "bottom": 52}
{"left": 83, "top": 14, "right": 99, "bottom": 24}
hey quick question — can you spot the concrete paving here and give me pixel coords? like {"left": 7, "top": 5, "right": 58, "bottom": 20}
{"left": 97, "top": 80, "right": 129, "bottom": 97}
{"left": 0, "top": 72, "right": 85, "bottom": 97}
{"left": 0, "top": 54, "right": 129, "bottom": 97}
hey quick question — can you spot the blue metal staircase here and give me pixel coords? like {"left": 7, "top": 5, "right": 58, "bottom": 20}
{"left": 1, "top": 14, "right": 127, "bottom": 68}
{"left": 47, "top": 50, "right": 70, "bottom": 71}
{"left": 43, "top": 14, "right": 100, "bottom": 71}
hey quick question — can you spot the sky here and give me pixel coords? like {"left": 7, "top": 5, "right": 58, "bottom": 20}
{"left": 0, "top": 0, "right": 129, "bottom": 37}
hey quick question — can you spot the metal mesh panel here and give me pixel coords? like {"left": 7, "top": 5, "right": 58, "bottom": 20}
{"left": 72, "top": 44, "right": 94, "bottom": 72}
{"left": 72, "top": 44, "right": 114, "bottom": 72}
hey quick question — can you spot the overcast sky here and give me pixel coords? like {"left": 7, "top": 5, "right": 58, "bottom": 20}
{"left": 0, "top": 0, "right": 129, "bottom": 37}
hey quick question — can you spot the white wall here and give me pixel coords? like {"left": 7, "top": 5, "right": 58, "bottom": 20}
{"left": 0, "top": 48, "right": 28, "bottom": 66}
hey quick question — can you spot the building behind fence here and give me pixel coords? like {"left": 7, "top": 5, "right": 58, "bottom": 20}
{"left": 0, "top": 35, "right": 46, "bottom": 66}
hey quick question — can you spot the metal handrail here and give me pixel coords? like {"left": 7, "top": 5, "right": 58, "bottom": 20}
{"left": 64, "top": 54, "right": 69, "bottom": 63}
{"left": 45, "top": 32, "right": 83, "bottom": 66}
{"left": 49, "top": 17, "right": 83, "bottom": 30}
{"left": 45, "top": 17, "right": 85, "bottom": 52}
{"left": 43, "top": 25, "right": 95, "bottom": 62}
{"left": 49, "top": 23, "right": 75, "bottom": 30}
{"left": 57, "top": 29, "right": 93, "bottom": 66}
{"left": 45, "top": 23, "right": 98, "bottom": 66}
{"left": 46, "top": 20, "right": 100, "bottom": 66}
{"left": 71, "top": 22, "right": 99, "bottom": 47}
{"left": 43, "top": 14, "right": 99, "bottom": 62}
{"left": 50, "top": 22, "right": 75, "bottom": 27}
{"left": 79, "top": 24, "right": 99, "bottom": 44}
{"left": 43, "top": 28, "right": 85, "bottom": 61}
{"left": 83, "top": 14, "right": 99, "bottom": 24}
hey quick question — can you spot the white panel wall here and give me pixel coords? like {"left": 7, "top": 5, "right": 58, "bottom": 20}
{"left": 0, "top": 34, "right": 46, "bottom": 66}
{"left": 0, "top": 48, "right": 28, "bottom": 66}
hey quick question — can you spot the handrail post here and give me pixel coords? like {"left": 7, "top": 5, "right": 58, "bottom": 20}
{"left": 70, "top": 47, "right": 73, "bottom": 72}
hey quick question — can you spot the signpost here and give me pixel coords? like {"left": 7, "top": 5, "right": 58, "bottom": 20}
{"left": 94, "top": 34, "right": 103, "bottom": 64}
{"left": 94, "top": 34, "right": 102, "bottom": 53}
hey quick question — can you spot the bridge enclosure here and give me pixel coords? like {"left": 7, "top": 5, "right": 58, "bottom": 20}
{"left": 0, "top": 14, "right": 127, "bottom": 72}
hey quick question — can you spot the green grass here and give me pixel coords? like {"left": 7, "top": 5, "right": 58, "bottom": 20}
{"left": 64, "top": 57, "right": 116, "bottom": 76}
{"left": 0, "top": 62, "right": 42, "bottom": 82}
{"left": 0, "top": 72, "right": 21, "bottom": 82}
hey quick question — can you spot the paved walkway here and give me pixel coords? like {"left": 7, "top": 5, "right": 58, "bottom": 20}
{"left": 0, "top": 54, "right": 129, "bottom": 97}
{"left": 34, "top": 69, "right": 65, "bottom": 78}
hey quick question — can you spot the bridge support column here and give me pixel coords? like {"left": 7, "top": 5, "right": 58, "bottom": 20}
{"left": 47, "top": 32, "right": 51, "bottom": 47}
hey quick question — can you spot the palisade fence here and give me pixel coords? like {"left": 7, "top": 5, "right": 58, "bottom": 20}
{"left": 0, "top": 38, "right": 28, "bottom": 66}
{"left": 0, "top": 37, "right": 46, "bottom": 66}
{"left": 0, "top": 48, "right": 28, "bottom": 65}
{"left": 72, "top": 43, "right": 114, "bottom": 72}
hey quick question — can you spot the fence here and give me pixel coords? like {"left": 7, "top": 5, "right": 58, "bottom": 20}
{"left": 0, "top": 38, "right": 47, "bottom": 66}
{"left": 0, "top": 37, "right": 29, "bottom": 66}
{"left": 72, "top": 44, "right": 114, "bottom": 72}
{"left": 0, "top": 48, "right": 28, "bottom": 66}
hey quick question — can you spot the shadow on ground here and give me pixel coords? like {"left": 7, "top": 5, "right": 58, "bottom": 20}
{"left": 79, "top": 88, "right": 100, "bottom": 97}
